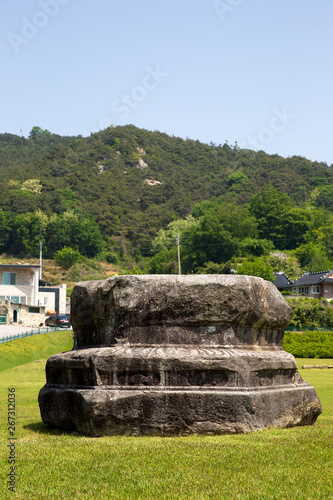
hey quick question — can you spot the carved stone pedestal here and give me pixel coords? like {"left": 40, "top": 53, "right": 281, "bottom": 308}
{"left": 39, "top": 275, "right": 322, "bottom": 436}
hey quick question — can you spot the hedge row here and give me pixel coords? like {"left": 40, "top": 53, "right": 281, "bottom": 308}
{"left": 283, "top": 330, "right": 333, "bottom": 358}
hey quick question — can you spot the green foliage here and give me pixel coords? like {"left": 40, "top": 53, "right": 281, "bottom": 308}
{"left": 66, "top": 259, "right": 107, "bottom": 281}
{"left": 105, "top": 252, "right": 117, "bottom": 263}
{"left": 0, "top": 209, "right": 11, "bottom": 251}
{"left": 236, "top": 257, "right": 274, "bottom": 282}
{"left": 249, "top": 187, "right": 310, "bottom": 250}
{"left": 21, "top": 178, "right": 42, "bottom": 194}
{"left": 238, "top": 238, "right": 274, "bottom": 257}
{"left": 13, "top": 212, "right": 46, "bottom": 257}
{"left": 122, "top": 265, "right": 149, "bottom": 275}
{"left": 1, "top": 125, "right": 333, "bottom": 269}
{"left": 314, "top": 184, "right": 333, "bottom": 210}
{"left": 265, "top": 253, "right": 302, "bottom": 281}
{"left": 29, "top": 126, "right": 51, "bottom": 139}
{"left": 180, "top": 201, "right": 258, "bottom": 273}
{"left": 46, "top": 211, "right": 103, "bottom": 257}
{"left": 227, "top": 172, "right": 248, "bottom": 186}
{"left": 287, "top": 297, "right": 333, "bottom": 328}
{"left": 148, "top": 247, "right": 178, "bottom": 274}
{"left": 293, "top": 242, "right": 322, "bottom": 268}
{"left": 196, "top": 261, "right": 234, "bottom": 274}
{"left": 227, "top": 172, "right": 248, "bottom": 192}
{"left": 283, "top": 331, "right": 333, "bottom": 358}
{"left": 151, "top": 216, "right": 199, "bottom": 254}
{"left": 54, "top": 247, "right": 82, "bottom": 270}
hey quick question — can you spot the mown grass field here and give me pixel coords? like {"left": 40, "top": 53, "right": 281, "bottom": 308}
{"left": 1, "top": 333, "right": 333, "bottom": 499}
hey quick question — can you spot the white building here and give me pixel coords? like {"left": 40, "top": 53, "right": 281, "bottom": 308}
{"left": 0, "top": 264, "right": 66, "bottom": 326}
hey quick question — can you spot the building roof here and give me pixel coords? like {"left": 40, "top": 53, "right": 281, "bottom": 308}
{"left": 291, "top": 270, "right": 333, "bottom": 287}
{"left": 273, "top": 272, "right": 294, "bottom": 289}
{"left": 0, "top": 264, "right": 40, "bottom": 269}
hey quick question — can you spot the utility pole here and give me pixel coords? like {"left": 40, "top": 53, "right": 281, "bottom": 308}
{"left": 176, "top": 234, "right": 181, "bottom": 275}
{"left": 39, "top": 242, "right": 42, "bottom": 281}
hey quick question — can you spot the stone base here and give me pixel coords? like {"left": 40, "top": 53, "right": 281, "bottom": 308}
{"left": 38, "top": 346, "right": 322, "bottom": 436}
{"left": 39, "top": 385, "right": 321, "bottom": 436}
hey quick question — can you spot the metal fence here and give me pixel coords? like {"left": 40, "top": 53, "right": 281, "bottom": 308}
{"left": 0, "top": 326, "right": 72, "bottom": 344}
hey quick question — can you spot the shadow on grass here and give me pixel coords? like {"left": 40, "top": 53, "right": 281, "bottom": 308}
{"left": 24, "top": 421, "right": 82, "bottom": 437}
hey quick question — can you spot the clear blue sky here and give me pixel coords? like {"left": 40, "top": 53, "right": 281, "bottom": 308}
{"left": 1, "top": 0, "right": 333, "bottom": 164}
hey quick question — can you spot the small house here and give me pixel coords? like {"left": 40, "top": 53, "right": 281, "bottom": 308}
{"left": 289, "top": 270, "right": 333, "bottom": 300}
{"left": 0, "top": 264, "right": 66, "bottom": 326}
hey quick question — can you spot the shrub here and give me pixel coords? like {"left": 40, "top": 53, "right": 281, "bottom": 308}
{"left": 54, "top": 247, "right": 82, "bottom": 270}
{"left": 67, "top": 260, "right": 106, "bottom": 281}
{"left": 283, "top": 330, "right": 333, "bottom": 358}
{"left": 105, "top": 252, "right": 117, "bottom": 263}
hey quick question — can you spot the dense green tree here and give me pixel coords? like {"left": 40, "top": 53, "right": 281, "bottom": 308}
{"left": 54, "top": 247, "right": 82, "bottom": 270}
{"left": 249, "top": 187, "right": 310, "bottom": 249}
{"left": 238, "top": 238, "right": 274, "bottom": 257}
{"left": 151, "top": 216, "right": 200, "bottom": 254}
{"left": 236, "top": 257, "right": 274, "bottom": 282}
{"left": 287, "top": 297, "right": 333, "bottom": 328}
{"left": 12, "top": 212, "right": 46, "bottom": 256}
{"left": 45, "top": 211, "right": 103, "bottom": 258}
{"left": 29, "top": 126, "right": 51, "bottom": 139}
{"left": 0, "top": 210, "right": 12, "bottom": 252}
{"left": 148, "top": 247, "right": 178, "bottom": 274}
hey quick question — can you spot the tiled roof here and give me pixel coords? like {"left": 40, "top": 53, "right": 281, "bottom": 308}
{"left": 273, "top": 272, "right": 293, "bottom": 289}
{"left": 291, "top": 270, "right": 333, "bottom": 287}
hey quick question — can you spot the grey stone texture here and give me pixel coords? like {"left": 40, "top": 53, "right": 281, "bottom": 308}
{"left": 39, "top": 275, "right": 322, "bottom": 436}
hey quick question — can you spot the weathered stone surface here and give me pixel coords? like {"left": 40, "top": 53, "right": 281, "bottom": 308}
{"left": 39, "top": 275, "right": 322, "bottom": 436}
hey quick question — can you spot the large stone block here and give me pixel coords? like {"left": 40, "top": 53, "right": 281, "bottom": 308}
{"left": 39, "top": 275, "right": 322, "bottom": 436}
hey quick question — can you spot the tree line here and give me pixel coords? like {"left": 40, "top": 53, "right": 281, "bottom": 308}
{"left": 0, "top": 125, "right": 333, "bottom": 277}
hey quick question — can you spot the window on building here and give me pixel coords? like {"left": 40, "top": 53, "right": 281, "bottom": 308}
{"left": 44, "top": 297, "right": 48, "bottom": 306}
{"left": 0, "top": 295, "right": 26, "bottom": 304}
{"left": 29, "top": 306, "right": 40, "bottom": 314}
{"left": 3, "top": 272, "right": 16, "bottom": 285}
{"left": 312, "top": 287, "right": 320, "bottom": 293}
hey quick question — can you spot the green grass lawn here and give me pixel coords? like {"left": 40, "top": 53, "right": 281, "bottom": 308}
{"left": 1, "top": 333, "right": 333, "bottom": 499}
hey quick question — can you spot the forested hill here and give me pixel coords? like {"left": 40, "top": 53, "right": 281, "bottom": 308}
{"left": 0, "top": 124, "right": 333, "bottom": 268}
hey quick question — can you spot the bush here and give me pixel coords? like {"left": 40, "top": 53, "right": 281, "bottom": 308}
{"left": 54, "top": 247, "right": 82, "bottom": 270}
{"left": 286, "top": 297, "right": 333, "bottom": 328}
{"left": 105, "top": 252, "right": 117, "bottom": 263}
{"left": 283, "top": 330, "right": 333, "bottom": 358}
{"left": 66, "top": 259, "right": 106, "bottom": 281}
